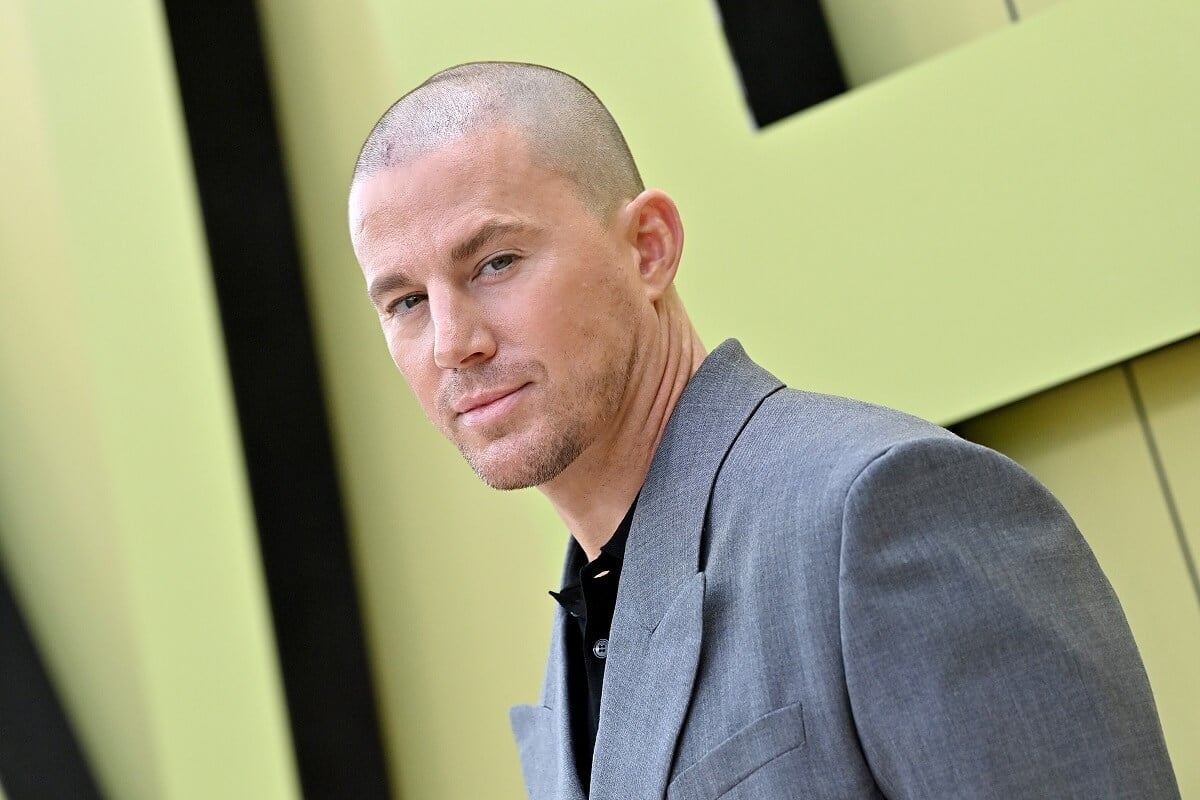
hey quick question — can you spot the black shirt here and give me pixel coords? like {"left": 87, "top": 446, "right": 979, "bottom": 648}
{"left": 548, "top": 504, "right": 635, "bottom": 793}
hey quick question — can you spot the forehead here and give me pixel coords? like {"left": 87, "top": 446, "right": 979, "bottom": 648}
{"left": 350, "top": 126, "right": 581, "bottom": 258}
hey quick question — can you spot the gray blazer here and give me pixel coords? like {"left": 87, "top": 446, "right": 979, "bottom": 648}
{"left": 510, "top": 340, "right": 1178, "bottom": 800}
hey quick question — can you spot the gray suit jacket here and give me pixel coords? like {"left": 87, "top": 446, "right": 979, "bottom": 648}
{"left": 510, "top": 340, "right": 1178, "bottom": 800}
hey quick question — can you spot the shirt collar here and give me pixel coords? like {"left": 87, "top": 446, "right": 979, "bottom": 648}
{"left": 548, "top": 500, "right": 637, "bottom": 613}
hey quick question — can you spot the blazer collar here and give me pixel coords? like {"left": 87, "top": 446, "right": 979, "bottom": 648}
{"left": 614, "top": 338, "right": 783, "bottom": 625}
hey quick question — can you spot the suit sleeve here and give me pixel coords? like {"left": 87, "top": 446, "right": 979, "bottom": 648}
{"left": 838, "top": 436, "right": 1179, "bottom": 799}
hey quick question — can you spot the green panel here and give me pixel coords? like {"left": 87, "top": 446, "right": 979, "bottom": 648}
{"left": 0, "top": 2, "right": 299, "bottom": 798}
{"left": 685, "top": 0, "right": 1199, "bottom": 424}
{"left": 0, "top": 4, "right": 160, "bottom": 795}
{"left": 1016, "top": 0, "right": 1072, "bottom": 19}
{"left": 256, "top": 0, "right": 1200, "bottom": 797}
{"left": 957, "top": 369, "right": 1199, "bottom": 796}
{"left": 820, "top": 0, "right": 1010, "bottom": 86}
{"left": 1133, "top": 337, "right": 1200, "bottom": 593}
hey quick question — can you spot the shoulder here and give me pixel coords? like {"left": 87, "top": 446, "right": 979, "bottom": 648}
{"left": 687, "top": 342, "right": 1003, "bottom": 517}
{"left": 726, "top": 385, "right": 962, "bottom": 488}
{"left": 704, "top": 386, "right": 989, "bottom": 567}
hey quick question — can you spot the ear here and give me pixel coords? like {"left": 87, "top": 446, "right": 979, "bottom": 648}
{"left": 624, "top": 189, "right": 684, "bottom": 302}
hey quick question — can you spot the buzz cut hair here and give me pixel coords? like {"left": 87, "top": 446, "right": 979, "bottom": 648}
{"left": 351, "top": 61, "right": 645, "bottom": 219}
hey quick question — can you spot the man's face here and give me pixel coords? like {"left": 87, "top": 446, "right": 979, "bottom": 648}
{"left": 350, "top": 126, "right": 644, "bottom": 489}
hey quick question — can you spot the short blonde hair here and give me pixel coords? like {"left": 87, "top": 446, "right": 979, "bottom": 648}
{"left": 351, "top": 62, "right": 644, "bottom": 219}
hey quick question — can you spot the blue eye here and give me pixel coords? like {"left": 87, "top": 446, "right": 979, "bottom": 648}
{"left": 480, "top": 254, "right": 515, "bottom": 275}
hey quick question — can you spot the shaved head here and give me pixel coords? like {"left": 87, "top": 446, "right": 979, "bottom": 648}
{"left": 352, "top": 62, "right": 644, "bottom": 219}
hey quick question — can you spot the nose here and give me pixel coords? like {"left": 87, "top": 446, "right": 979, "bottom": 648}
{"left": 430, "top": 290, "right": 496, "bottom": 370}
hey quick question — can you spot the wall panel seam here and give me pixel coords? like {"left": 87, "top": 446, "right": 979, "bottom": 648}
{"left": 1122, "top": 363, "right": 1200, "bottom": 607}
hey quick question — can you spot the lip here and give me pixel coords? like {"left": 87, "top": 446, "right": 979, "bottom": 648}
{"left": 454, "top": 383, "right": 529, "bottom": 426}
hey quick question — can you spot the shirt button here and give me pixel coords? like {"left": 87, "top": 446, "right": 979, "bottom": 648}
{"left": 592, "top": 639, "right": 608, "bottom": 659}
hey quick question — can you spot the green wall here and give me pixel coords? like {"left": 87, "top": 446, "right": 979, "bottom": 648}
{"left": 2, "top": 0, "right": 1196, "bottom": 797}
{"left": 0, "top": 1, "right": 298, "bottom": 797}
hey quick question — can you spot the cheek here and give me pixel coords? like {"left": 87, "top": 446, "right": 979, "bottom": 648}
{"left": 519, "top": 267, "right": 611, "bottom": 338}
{"left": 400, "top": 366, "right": 443, "bottom": 423}
{"left": 388, "top": 337, "right": 440, "bottom": 414}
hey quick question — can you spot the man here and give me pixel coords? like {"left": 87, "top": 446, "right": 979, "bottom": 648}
{"left": 348, "top": 62, "right": 1178, "bottom": 799}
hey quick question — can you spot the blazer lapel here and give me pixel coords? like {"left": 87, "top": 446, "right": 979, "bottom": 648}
{"left": 589, "top": 340, "right": 784, "bottom": 800}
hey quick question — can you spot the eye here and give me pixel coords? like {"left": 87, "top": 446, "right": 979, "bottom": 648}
{"left": 386, "top": 293, "right": 426, "bottom": 316}
{"left": 479, "top": 254, "right": 516, "bottom": 276}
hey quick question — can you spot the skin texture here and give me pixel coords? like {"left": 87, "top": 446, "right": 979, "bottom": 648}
{"left": 350, "top": 124, "right": 705, "bottom": 557}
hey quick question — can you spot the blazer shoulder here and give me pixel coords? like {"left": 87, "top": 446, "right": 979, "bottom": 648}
{"left": 704, "top": 387, "right": 968, "bottom": 546}
{"left": 737, "top": 386, "right": 959, "bottom": 477}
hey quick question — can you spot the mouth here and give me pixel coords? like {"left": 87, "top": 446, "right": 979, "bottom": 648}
{"left": 455, "top": 383, "right": 530, "bottom": 427}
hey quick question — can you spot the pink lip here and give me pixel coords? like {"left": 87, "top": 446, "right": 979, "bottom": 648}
{"left": 455, "top": 384, "right": 529, "bottom": 426}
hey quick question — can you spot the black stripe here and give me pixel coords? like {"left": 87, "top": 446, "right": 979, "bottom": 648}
{"left": 158, "top": 2, "right": 392, "bottom": 797}
{"left": 1124, "top": 364, "right": 1200, "bottom": 605}
{"left": 715, "top": 0, "right": 847, "bottom": 127}
{"left": 0, "top": 554, "right": 104, "bottom": 799}
{"left": 1005, "top": 0, "right": 1021, "bottom": 23}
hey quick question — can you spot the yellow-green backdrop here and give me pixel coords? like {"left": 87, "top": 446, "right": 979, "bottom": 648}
{"left": 0, "top": 1, "right": 298, "bottom": 798}
{"left": 1, "top": 0, "right": 1196, "bottom": 797}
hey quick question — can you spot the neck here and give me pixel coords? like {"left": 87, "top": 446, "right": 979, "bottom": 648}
{"left": 538, "top": 296, "right": 705, "bottom": 560}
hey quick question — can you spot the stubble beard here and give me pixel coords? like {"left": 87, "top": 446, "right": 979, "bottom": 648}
{"left": 465, "top": 414, "right": 589, "bottom": 491}
{"left": 452, "top": 338, "right": 639, "bottom": 491}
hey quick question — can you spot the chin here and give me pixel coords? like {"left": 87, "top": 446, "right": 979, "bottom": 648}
{"left": 473, "top": 469, "right": 544, "bottom": 492}
{"left": 460, "top": 428, "right": 586, "bottom": 491}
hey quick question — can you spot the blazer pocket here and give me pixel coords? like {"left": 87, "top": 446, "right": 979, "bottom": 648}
{"left": 666, "top": 702, "right": 806, "bottom": 800}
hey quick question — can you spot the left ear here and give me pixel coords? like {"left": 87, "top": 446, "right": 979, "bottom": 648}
{"left": 624, "top": 189, "right": 684, "bottom": 301}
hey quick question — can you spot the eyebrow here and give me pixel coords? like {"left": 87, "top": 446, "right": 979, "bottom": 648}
{"left": 367, "top": 269, "right": 418, "bottom": 309}
{"left": 449, "top": 220, "right": 537, "bottom": 263}
{"left": 367, "top": 219, "right": 539, "bottom": 308}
